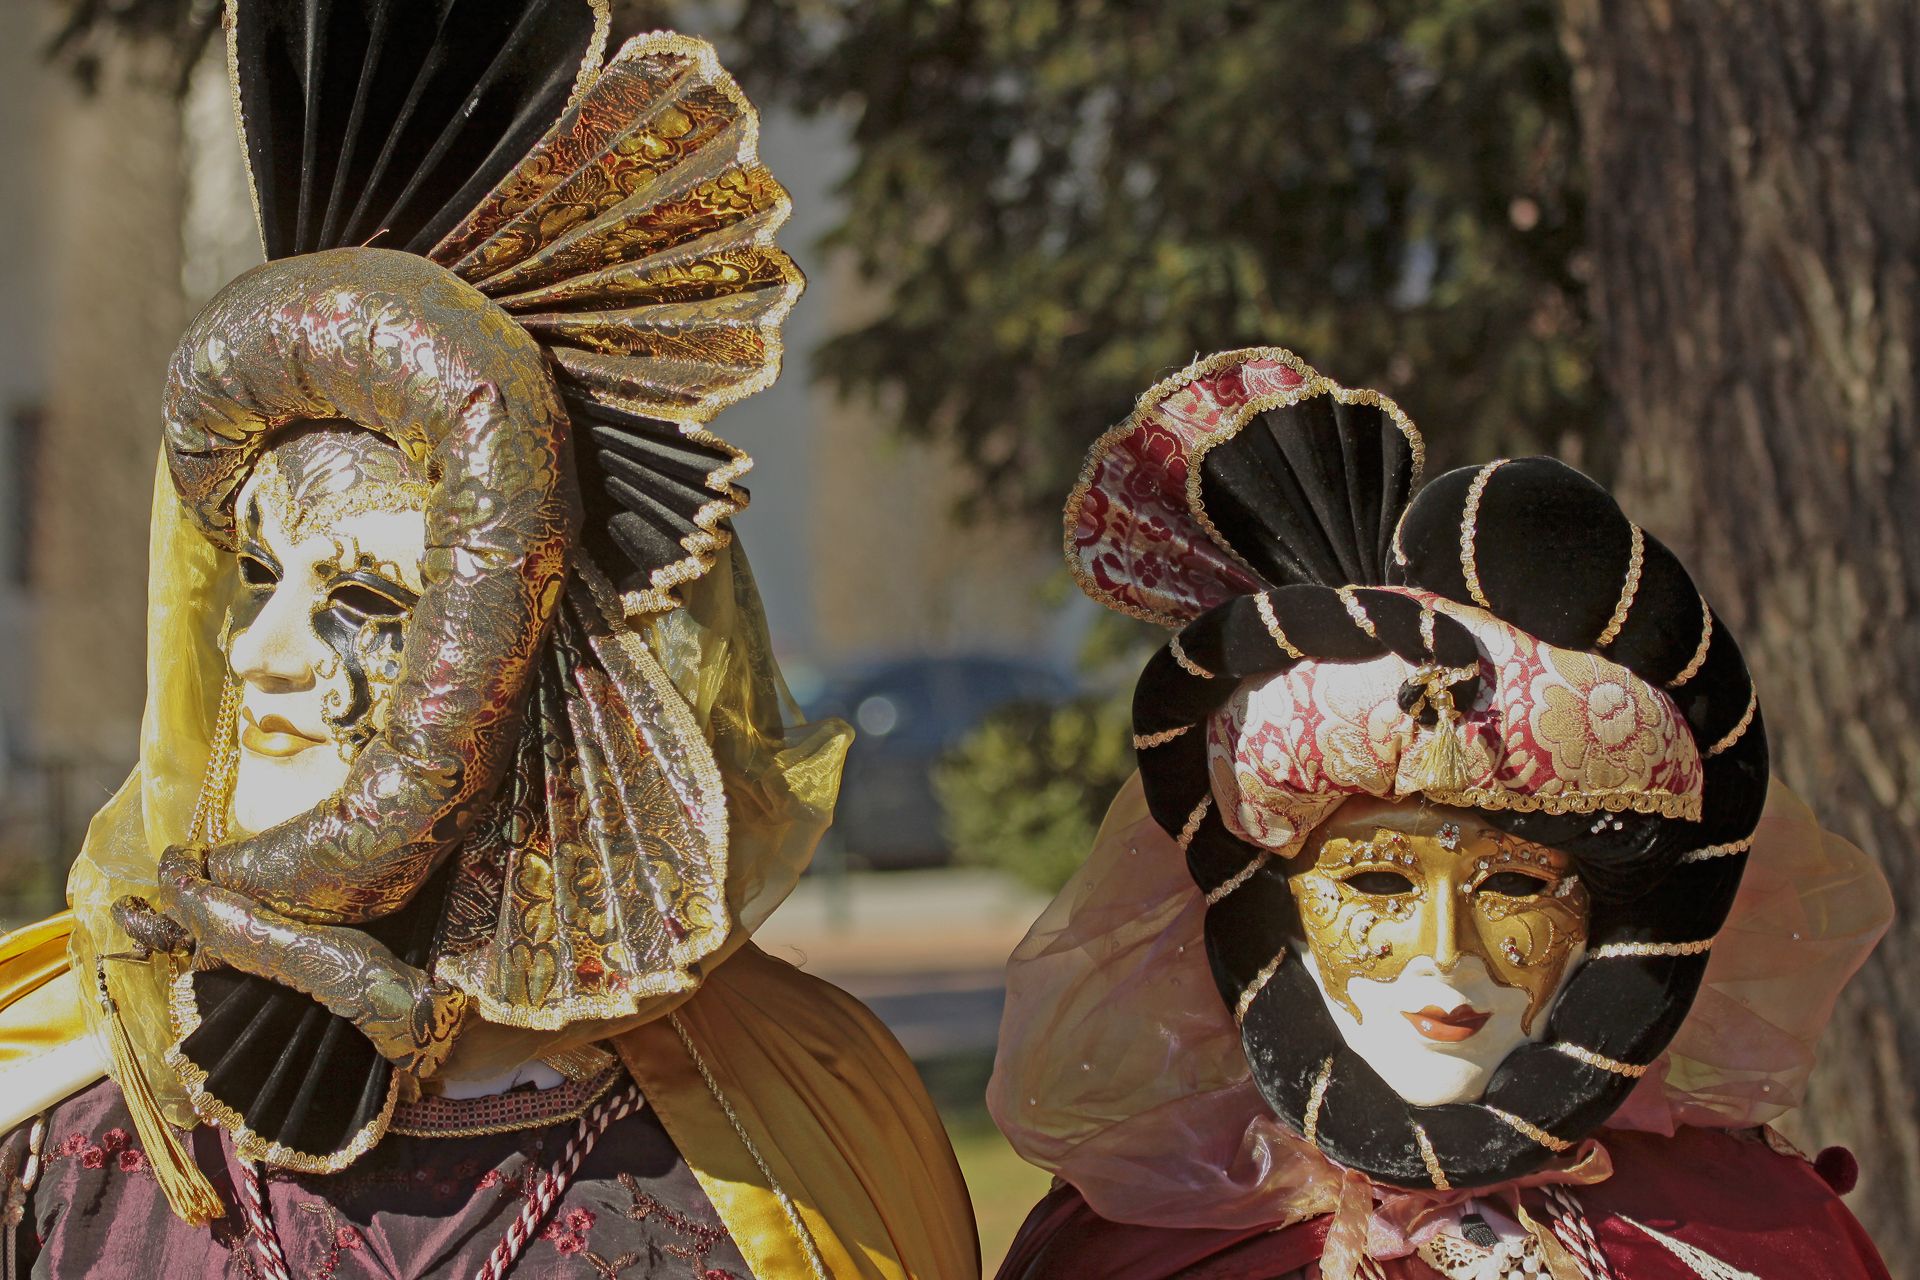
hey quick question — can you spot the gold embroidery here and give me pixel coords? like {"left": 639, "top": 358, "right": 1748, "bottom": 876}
{"left": 541, "top": 1041, "right": 619, "bottom": 1083}
{"left": 1132, "top": 725, "right": 1192, "bottom": 749}
{"left": 1594, "top": 524, "right": 1644, "bottom": 648}
{"left": 1670, "top": 598, "right": 1714, "bottom": 688}
{"left": 1338, "top": 586, "right": 1379, "bottom": 640}
{"left": 1484, "top": 1106, "right": 1573, "bottom": 1154}
{"left": 1413, "top": 1122, "right": 1451, "bottom": 1190}
{"left": 1234, "top": 948, "right": 1286, "bottom": 1024}
{"left": 1552, "top": 1042, "right": 1650, "bottom": 1078}
{"left": 1705, "top": 686, "right": 1758, "bottom": 758}
{"left": 1590, "top": 937, "right": 1713, "bottom": 959}
{"left": 1256, "top": 592, "right": 1306, "bottom": 659}
{"left": 1169, "top": 634, "right": 1215, "bottom": 679}
{"left": 1302, "top": 1056, "right": 1334, "bottom": 1144}
{"left": 1459, "top": 460, "right": 1508, "bottom": 609}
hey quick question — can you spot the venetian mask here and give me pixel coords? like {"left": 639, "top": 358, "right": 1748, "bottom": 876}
{"left": 1288, "top": 795, "right": 1590, "bottom": 1107}
{"left": 224, "top": 425, "right": 429, "bottom": 835}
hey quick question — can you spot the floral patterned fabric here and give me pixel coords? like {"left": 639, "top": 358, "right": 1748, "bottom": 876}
{"left": 1065, "top": 347, "right": 1423, "bottom": 628}
{"left": 1209, "top": 590, "right": 1706, "bottom": 855}
{"left": 0, "top": 1077, "right": 747, "bottom": 1279}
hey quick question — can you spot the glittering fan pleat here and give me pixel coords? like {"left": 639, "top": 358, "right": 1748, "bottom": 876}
{"left": 425, "top": 33, "right": 801, "bottom": 612}
{"left": 228, "top": 0, "right": 606, "bottom": 260}
{"left": 434, "top": 583, "right": 730, "bottom": 1030}
{"left": 172, "top": 868, "right": 452, "bottom": 1169}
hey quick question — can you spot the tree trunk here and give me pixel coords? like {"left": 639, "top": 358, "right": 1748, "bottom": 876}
{"left": 1560, "top": 0, "right": 1920, "bottom": 1263}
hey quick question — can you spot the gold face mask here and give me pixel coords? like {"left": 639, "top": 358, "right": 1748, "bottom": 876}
{"left": 1287, "top": 797, "right": 1590, "bottom": 1034}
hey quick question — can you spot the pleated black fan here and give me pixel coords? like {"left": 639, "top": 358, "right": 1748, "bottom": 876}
{"left": 172, "top": 0, "right": 798, "bottom": 1169}
{"left": 170, "top": 871, "right": 451, "bottom": 1169}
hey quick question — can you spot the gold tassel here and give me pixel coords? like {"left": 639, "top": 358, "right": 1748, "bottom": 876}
{"left": 1406, "top": 687, "right": 1473, "bottom": 794}
{"left": 94, "top": 962, "right": 225, "bottom": 1225}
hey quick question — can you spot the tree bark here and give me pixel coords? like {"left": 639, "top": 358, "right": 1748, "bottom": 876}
{"left": 1560, "top": 0, "right": 1920, "bottom": 1262}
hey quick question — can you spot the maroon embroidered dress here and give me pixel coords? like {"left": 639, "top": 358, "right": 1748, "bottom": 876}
{"left": 2, "top": 1076, "right": 749, "bottom": 1280}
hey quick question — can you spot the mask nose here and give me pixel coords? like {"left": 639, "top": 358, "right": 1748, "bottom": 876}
{"left": 1430, "top": 877, "right": 1466, "bottom": 971}
{"left": 227, "top": 587, "right": 322, "bottom": 694}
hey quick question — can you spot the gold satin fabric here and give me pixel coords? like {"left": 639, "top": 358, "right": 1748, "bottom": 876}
{"left": 0, "top": 914, "right": 91, "bottom": 1074}
{"left": 618, "top": 944, "right": 981, "bottom": 1280}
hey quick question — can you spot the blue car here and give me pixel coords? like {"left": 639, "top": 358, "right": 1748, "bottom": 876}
{"left": 807, "top": 655, "right": 1074, "bottom": 868}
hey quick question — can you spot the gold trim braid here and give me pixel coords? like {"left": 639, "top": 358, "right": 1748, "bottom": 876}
{"left": 1256, "top": 592, "right": 1306, "bottom": 659}
{"left": 1459, "top": 460, "right": 1508, "bottom": 609}
{"left": 1594, "top": 524, "right": 1644, "bottom": 649}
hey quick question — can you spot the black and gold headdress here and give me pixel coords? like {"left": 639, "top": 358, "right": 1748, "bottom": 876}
{"left": 1066, "top": 347, "right": 1766, "bottom": 1188}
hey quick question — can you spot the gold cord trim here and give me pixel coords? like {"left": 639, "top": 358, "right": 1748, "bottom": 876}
{"left": 1590, "top": 938, "right": 1714, "bottom": 959}
{"left": 1177, "top": 796, "right": 1212, "bottom": 852}
{"left": 668, "top": 1014, "right": 830, "bottom": 1280}
{"left": 1595, "top": 524, "right": 1645, "bottom": 649}
{"left": 1459, "top": 460, "right": 1508, "bottom": 609}
{"left": 1233, "top": 950, "right": 1285, "bottom": 1024}
{"left": 1670, "top": 598, "right": 1714, "bottom": 688}
{"left": 1418, "top": 605, "right": 1437, "bottom": 654}
{"left": 1132, "top": 725, "right": 1192, "bottom": 749}
{"left": 1256, "top": 592, "right": 1306, "bottom": 659}
{"left": 1413, "top": 1122, "right": 1451, "bottom": 1190}
{"left": 1705, "top": 686, "right": 1758, "bottom": 759}
{"left": 1553, "top": 1042, "right": 1650, "bottom": 1078}
{"left": 1679, "top": 835, "right": 1754, "bottom": 863}
{"left": 1338, "top": 586, "right": 1379, "bottom": 640}
{"left": 1303, "top": 1057, "right": 1334, "bottom": 1145}
{"left": 1169, "top": 635, "right": 1215, "bottom": 679}
{"left": 1205, "top": 849, "right": 1270, "bottom": 905}
{"left": 1484, "top": 1106, "right": 1573, "bottom": 1154}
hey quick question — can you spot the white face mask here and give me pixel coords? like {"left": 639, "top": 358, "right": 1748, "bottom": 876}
{"left": 224, "top": 441, "right": 427, "bottom": 835}
{"left": 1289, "top": 797, "right": 1590, "bottom": 1107}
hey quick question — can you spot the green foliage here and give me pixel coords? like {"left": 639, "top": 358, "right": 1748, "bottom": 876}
{"left": 932, "top": 688, "right": 1136, "bottom": 894}
{"left": 718, "top": 0, "right": 1597, "bottom": 516}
